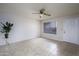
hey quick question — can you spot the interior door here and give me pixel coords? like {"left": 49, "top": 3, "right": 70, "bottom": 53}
{"left": 63, "top": 18, "right": 79, "bottom": 45}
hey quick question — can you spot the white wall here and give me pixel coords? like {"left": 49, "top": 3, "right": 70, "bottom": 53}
{"left": 63, "top": 16, "right": 79, "bottom": 45}
{"left": 0, "top": 15, "right": 40, "bottom": 45}
{"left": 40, "top": 16, "right": 79, "bottom": 45}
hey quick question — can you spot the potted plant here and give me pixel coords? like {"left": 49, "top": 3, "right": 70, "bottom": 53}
{"left": 0, "top": 21, "right": 13, "bottom": 40}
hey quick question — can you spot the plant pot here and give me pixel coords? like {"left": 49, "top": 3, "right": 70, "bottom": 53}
{"left": 5, "top": 34, "right": 8, "bottom": 39}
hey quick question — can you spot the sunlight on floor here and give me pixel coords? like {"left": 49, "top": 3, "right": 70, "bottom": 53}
{"left": 47, "top": 42, "right": 58, "bottom": 55}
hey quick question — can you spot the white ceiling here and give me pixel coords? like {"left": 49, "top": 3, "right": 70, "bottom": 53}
{"left": 0, "top": 3, "right": 79, "bottom": 20}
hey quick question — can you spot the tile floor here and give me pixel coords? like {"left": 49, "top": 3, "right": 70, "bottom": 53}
{"left": 0, "top": 38, "right": 79, "bottom": 56}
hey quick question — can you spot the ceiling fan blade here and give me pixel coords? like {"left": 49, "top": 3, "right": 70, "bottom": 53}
{"left": 44, "top": 13, "right": 51, "bottom": 16}
{"left": 47, "top": 14, "right": 51, "bottom": 16}
{"left": 40, "top": 15, "right": 42, "bottom": 18}
{"left": 32, "top": 13, "right": 40, "bottom": 14}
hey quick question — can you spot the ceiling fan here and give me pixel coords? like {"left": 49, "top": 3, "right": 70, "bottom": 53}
{"left": 32, "top": 8, "right": 51, "bottom": 18}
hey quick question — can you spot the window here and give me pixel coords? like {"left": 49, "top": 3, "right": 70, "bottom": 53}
{"left": 43, "top": 21, "right": 56, "bottom": 34}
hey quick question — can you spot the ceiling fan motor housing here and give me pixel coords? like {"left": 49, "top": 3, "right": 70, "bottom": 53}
{"left": 40, "top": 8, "right": 45, "bottom": 14}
